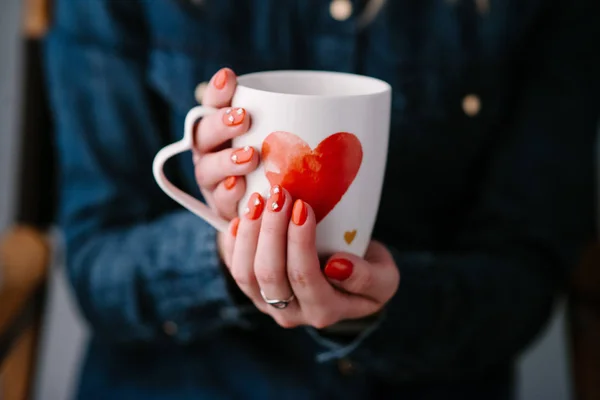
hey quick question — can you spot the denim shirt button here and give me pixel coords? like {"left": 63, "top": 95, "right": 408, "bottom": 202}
{"left": 337, "top": 358, "right": 357, "bottom": 375}
{"left": 329, "top": 0, "right": 353, "bottom": 21}
{"left": 163, "top": 321, "right": 178, "bottom": 336}
{"left": 195, "top": 81, "right": 209, "bottom": 104}
{"left": 462, "top": 94, "right": 481, "bottom": 117}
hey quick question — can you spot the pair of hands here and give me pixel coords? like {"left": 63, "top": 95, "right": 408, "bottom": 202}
{"left": 193, "top": 68, "right": 400, "bottom": 329}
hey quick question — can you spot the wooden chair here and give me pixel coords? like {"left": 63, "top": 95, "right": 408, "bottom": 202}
{"left": 0, "top": 0, "right": 54, "bottom": 398}
{"left": 568, "top": 242, "right": 600, "bottom": 400}
{"left": 0, "top": 228, "right": 50, "bottom": 400}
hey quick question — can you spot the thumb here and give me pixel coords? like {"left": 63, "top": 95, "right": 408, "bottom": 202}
{"left": 324, "top": 241, "right": 398, "bottom": 302}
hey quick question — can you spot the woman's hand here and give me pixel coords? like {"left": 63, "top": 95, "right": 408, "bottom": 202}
{"left": 219, "top": 186, "right": 400, "bottom": 329}
{"left": 193, "top": 68, "right": 259, "bottom": 220}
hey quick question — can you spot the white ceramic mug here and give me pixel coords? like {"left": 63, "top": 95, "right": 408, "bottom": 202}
{"left": 153, "top": 70, "right": 391, "bottom": 257}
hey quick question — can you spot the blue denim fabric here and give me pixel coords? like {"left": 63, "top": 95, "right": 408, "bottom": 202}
{"left": 44, "top": 0, "right": 599, "bottom": 399}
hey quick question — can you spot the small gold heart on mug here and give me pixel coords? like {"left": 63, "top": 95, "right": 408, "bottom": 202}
{"left": 344, "top": 230, "right": 357, "bottom": 245}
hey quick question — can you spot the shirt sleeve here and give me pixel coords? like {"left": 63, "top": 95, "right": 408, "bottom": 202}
{"left": 44, "top": 0, "right": 252, "bottom": 344}
{"left": 307, "top": 0, "right": 600, "bottom": 381}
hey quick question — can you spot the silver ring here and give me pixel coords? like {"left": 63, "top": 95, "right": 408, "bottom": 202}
{"left": 260, "top": 290, "right": 295, "bottom": 309}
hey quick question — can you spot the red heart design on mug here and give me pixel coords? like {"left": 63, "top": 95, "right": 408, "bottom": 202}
{"left": 262, "top": 131, "right": 363, "bottom": 223}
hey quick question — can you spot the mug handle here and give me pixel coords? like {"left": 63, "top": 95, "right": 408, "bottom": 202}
{"left": 152, "top": 105, "right": 229, "bottom": 233}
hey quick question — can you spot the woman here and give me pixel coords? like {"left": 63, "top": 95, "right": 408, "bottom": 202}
{"left": 45, "top": 0, "right": 599, "bottom": 399}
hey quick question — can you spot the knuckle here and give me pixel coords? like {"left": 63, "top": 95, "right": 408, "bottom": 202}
{"left": 391, "top": 267, "right": 400, "bottom": 288}
{"left": 220, "top": 208, "right": 238, "bottom": 221}
{"left": 193, "top": 122, "right": 203, "bottom": 146}
{"left": 215, "top": 199, "right": 235, "bottom": 215}
{"left": 194, "top": 165, "right": 210, "bottom": 187}
{"left": 275, "top": 316, "right": 298, "bottom": 329}
{"left": 349, "top": 271, "right": 374, "bottom": 294}
{"left": 230, "top": 268, "right": 250, "bottom": 287}
{"left": 310, "top": 313, "right": 337, "bottom": 330}
{"left": 287, "top": 232, "right": 311, "bottom": 248}
{"left": 288, "top": 268, "right": 310, "bottom": 289}
{"left": 259, "top": 223, "right": 281, "bottom": 237}
{"left": 381, "top": 268, "right": 400, "bottom": 303}
{"left": 229, "top": 184, "right": 246, "bottom": 202}
{"left": 253, "top": 301, "right": 270, "bottom": 315}
{"left": 254, "top": 267, "right": 280, "bottom": 285}
{"left": 212, "top": 193, "right": 237, "bottom": 217}
{"left": 288, "top": 235, "right": 307, "bottom": 248}
{"left": 195, "top": 121, "right": 212, "bottom": 152}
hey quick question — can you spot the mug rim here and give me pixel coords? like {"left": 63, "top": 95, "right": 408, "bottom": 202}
{"left": 236, "top": 70, "right": 392, "bottom": 99}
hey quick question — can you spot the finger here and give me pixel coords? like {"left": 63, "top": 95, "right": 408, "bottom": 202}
{"left": 194, "top": 145, "right": 259, "bottom": 189}
{"left": 202, "top": 67, "right": 237, "bottom": 108}
{"left": 286, "top": 200, "right": 337, "bottom": 310}
{"left": 211, "top": 176, "right": 247, "bottom": 220}
{"left": 230, "top": 193, "right": 265, "bottom": 304}
{"left": 324, "top": 241, "right": 399, "bottom": 303}
{"left": 194, "top": 106, "right": 251, "bottom": 153}
{"left": 253, "top": 186, "right": 296, "bottom": 305}
{"left": 218, "top": 221, "right": 238, "bottom": 269}
{"left": 364, "top": 240, "right": 396, "bottom": 265}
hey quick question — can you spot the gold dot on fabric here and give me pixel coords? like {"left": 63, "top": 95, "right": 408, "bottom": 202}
{"left": 462, "top": 94, "right": 482, "bottom": 117}
{"left": 330, "top": 0, "right": 353, "bottom": 21}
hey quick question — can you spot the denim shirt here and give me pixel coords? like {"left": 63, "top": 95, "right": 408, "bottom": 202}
{"left": 45, "top": 0, "right": 599, "bottom": 399}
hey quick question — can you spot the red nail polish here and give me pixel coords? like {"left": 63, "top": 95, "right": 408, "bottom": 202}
{"left": 244, "top": 193, "right": 264, "bottom": 220}
{"left": 223, "top": 107, "right": 246, "bottom": 126}
{"left": 214, "top": 69, "right": 228, "bottom": 89}
{"left": 224, "top": 176, "right": 237, "bottom": 190}
{"left": 231, "top": 146, "right": 254, "bottom": 164}
{"left": 324, "top": 259, "right": 353, "bottom": 281}
{"left": 268, "top": 185, "right": 285, "bottom": 213}
{"left": 230, "top": 217, "right": 240, "bottom": 237}
{"left": 291, "top": 200, "right": 308, "bottom": 226}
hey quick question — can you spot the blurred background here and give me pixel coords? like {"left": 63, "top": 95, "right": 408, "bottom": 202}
{"left": 0, "top": 0, "right": 596, "bottom": 399}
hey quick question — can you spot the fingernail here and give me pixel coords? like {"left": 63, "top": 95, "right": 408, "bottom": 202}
{"left": 231, "top": 146, "right": 254, "bottom": 164}
{"left": 268, "top": 185, "right": 285, "bottom": 213}
{"left": 244, "top": 193, "right": 264, "bottom": 220}
{"left": 224, "top": 176, "right": 237, "bottom": 190}
{"left": 214, "top": 69, "right": 228, "bottom": 89}
{"left": 230, "top": 217, "right": 240, "bottom": 237}
{"left": 223, "top": 107, "right": 246, "bottom": 126}
{"left": 291, "top": 199, "right": 308, "bottom": 226}
{"left": 324, "top": 259, "right": 353, "bottom": 281}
